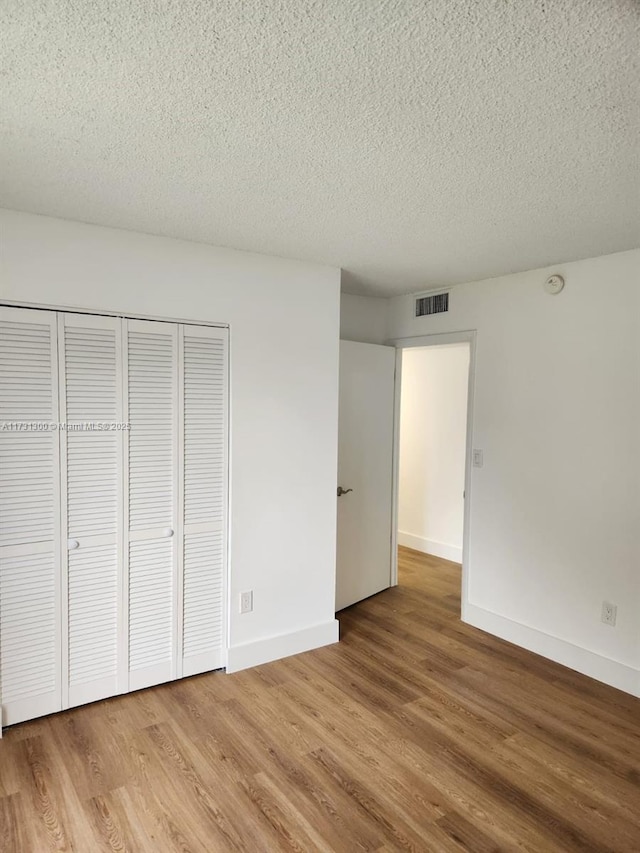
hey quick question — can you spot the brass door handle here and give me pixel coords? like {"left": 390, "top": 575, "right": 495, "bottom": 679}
{"left": 337, "top": 486, "right": 353, "bottom": 497}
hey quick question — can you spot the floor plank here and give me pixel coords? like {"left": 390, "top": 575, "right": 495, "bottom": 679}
{"left": 1, "top": 546, "right": 639, "bottom": 851}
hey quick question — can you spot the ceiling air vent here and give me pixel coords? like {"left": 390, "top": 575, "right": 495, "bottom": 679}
{"left": 415, "top": 292, "right": 449, "bottom": 317}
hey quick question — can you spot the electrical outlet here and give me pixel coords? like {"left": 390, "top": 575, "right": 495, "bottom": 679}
{"left": 472, "top": 449, "right": 484, "bottom": 468}
{"left": 240, "top": 590, "right": 253, "bottom": 614}
{"left": 601, "top": 601, "right": 617, "bottom": 627}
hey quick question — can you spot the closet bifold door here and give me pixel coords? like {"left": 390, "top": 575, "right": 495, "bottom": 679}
{"left": 0, "top": 306, "right": 62, "bottom": 727}
{"left": 180, "top": 324, "right": 228, "bottom": 677}
{"left": 124, "top": 319, "right": 178, "bottom": 691}
{"left": 59, "top": 312, "right": 124, "bottom": 709}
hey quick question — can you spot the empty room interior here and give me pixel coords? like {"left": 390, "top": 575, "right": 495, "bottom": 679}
{"left": 0, "top": 2, "right": 639, "bottom": 851}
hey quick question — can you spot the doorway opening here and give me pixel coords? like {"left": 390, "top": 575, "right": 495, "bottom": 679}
{"left": 393, "top": 338, "right": 473, "bottom": 616}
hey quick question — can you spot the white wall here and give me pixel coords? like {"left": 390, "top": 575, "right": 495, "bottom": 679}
{"left": 340, "top": 292, "right": 388, "bottom": 344}
{"left": 389, "top": 250, "right": 640, "bottom": 697}
{"left": 0, "top": 209, "right": 341, "bottom": 670}
{"left": 398, "top": 344, "right": 469, "bottom": 563}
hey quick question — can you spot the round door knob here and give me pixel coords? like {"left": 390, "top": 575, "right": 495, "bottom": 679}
{"left": 162, "top": 528, "right": 174, "bottom": 538}
{"left": 67, "top": 539, "right": 80, "bottom": 550}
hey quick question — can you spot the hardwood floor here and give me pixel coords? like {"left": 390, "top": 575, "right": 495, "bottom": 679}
{"left": 1, "top": 546, "right": 639, "bottom": 852}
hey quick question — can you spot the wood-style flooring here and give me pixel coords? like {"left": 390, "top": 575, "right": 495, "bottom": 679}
{"left": 1, "top": 546, "right": 639, "bottom": 852}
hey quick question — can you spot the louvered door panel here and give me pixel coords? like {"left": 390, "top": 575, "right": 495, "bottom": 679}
{"left": 129, "top": 539, "right": 173, "bottom": 676}
{"left": 0, "top": 306, "right": 62, "bottom": 726}
{"left": 183, "top": 531, "right": 224, "bottom": 658}
{"left": 1, "top": 553, "right": 57, "bottom": 705}
{"left": 60, "top": 313, "right": 123, "bottom": 709}
{"left": 125, "top": 320, "right": 178, "bottom": 691}
{"left": 68, "top": 544, "right": 118, "bottom": 686}
{"left": 181, "top": 325, "right": 228, "bottom": 677}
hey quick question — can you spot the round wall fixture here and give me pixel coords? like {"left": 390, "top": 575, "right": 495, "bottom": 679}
{"left": 544, "top": 274, "right": 565, "bottom": 294}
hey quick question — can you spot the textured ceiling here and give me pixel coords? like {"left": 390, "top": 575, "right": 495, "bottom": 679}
{"left": 1, "top": 1, "right": 639, "bottom": 296}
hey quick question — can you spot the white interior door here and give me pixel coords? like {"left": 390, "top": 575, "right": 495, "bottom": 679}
{"left": 125, "top": 319, "right": 179, "bottom": 692}
{"left": 0, "top": 306, "right": 62, "bottom": 726}
{"left": 59, "top": 312, "right": 123, "bottom": 709}
{"left": 336, "top": 340, "right": 395, "bottom": 611}
{"left": 180, "top": 324, "right": 228, "bottom": 676}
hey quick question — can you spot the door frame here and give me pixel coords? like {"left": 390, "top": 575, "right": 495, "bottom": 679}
{"left": 389, "top": 330, "right": 477, "bottom": 620}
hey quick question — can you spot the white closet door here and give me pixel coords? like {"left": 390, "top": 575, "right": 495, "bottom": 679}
{"left": 125, "top": 319, "right": 178, "bottom": 691}
{"left": 0, "top": 307, "right": 62, "bottom": 726}
{"left": 59, "top": 313, "right": 123, "bottom": 709}
{"left": 180, "top": 325, "right": 228, "bottom": 677}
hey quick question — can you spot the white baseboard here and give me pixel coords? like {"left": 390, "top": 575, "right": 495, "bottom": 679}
{"left": 464, "top": 603, "right": 640, "bottom": 698}
{"left": 226, "top": 619, "right": 340, "bottom": 674}
{"left": 398, "top": 531, "right": 462, "bottom": 563}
